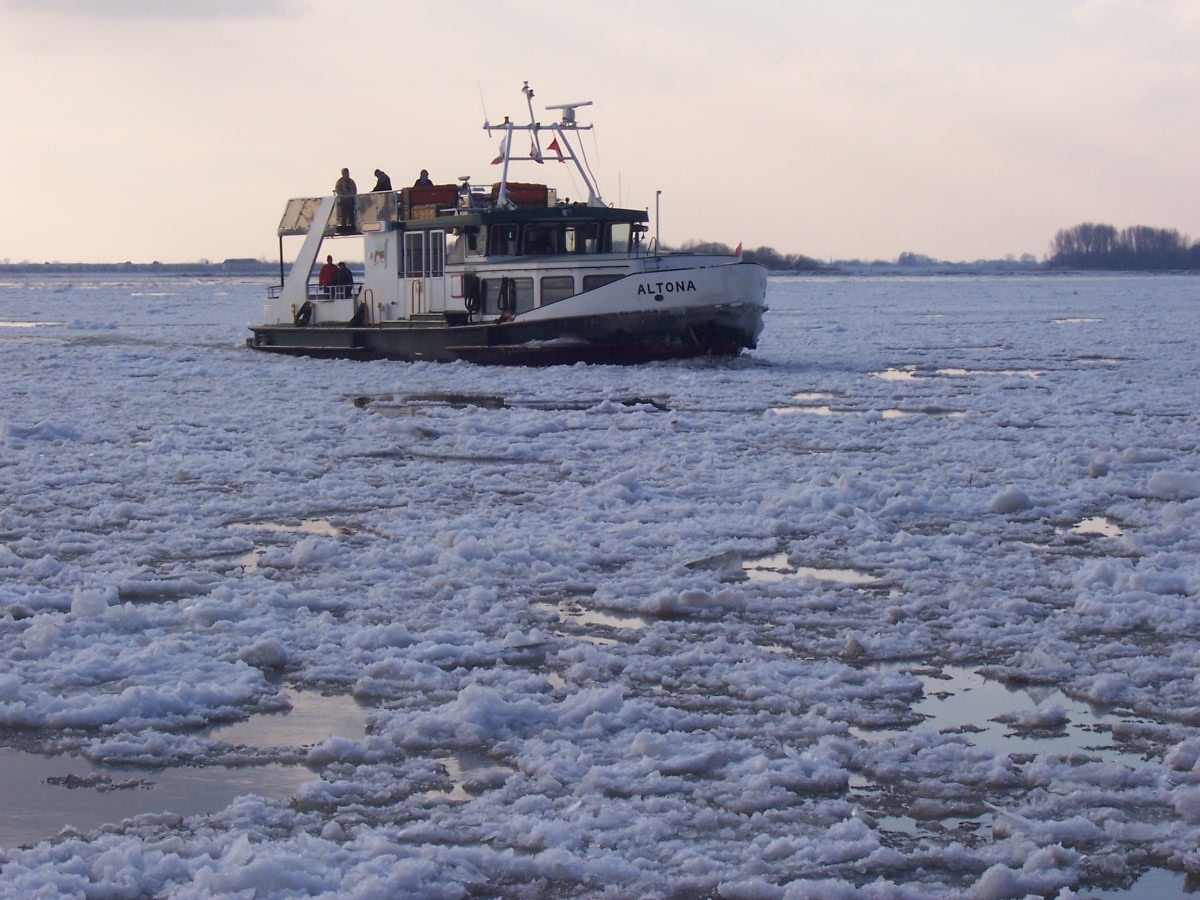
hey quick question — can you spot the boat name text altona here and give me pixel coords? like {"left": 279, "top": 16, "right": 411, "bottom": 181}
{"left": 247, "top": 82, "right": 768, "bottom": 365}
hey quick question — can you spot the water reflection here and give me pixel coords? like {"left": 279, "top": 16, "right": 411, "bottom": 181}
{"left": 872, "top": 366, "right": 1042, "bottom": 380}
{"left": 227, "top": 519, "right": 357, "bottom": 573}
{"left": 0, "top": 690, "right": 367, "bottom": 849}
{"left": 853, "top": 666, "right": 1148, "bottom": 767}
{"left": 207, "top": 690, "right": 368, "bottom": 749}
{"left": 769, "top": 397, "right": 963, "bottom": 419}
{"left": 743, "top": 553, "right": 878, "bottom": 585}
{"left": 770, "top": 405, "right": 835, "bottom": 416}
{"left": 1077, "top": 868, "right": 1198, "bottom": 899}
{"left": 1070, "top": 516, "right": 1123, "bottom": 538}
{"left": 0, "top": 749, "right": 315, "bottom": 849}
{"left": 427, "top": 751, "right": 514, "bottom": 803}
{"left": 358, "top": 392, "right": 672, "bottom": 418}
{"left": 531, "top": 597, "right": 645, "bottom": 649}
{"left": 535, "top": 597, "right": 647, "bottom": 633}
{"left": 229, "top": 518, "right": 351, "bottom": 537}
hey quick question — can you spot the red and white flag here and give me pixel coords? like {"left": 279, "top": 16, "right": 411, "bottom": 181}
{"left": 530, "top": 139, "right": 544, "bottom": 164}
{"left": 491, "top": 136, "right": 508, "bottom": 165}
{"left": 735, "top": 242, "right": 743, "bottom": 257}
{"left": 546, "top": 137, "right": 565, "bottom": 162}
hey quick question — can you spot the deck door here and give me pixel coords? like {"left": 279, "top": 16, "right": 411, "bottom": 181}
{"left": 402, "top": 230, "right": 447, "bottom": 314}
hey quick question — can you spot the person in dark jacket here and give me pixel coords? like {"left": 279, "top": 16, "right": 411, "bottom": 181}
{"left": 372, "top": 169, "right": 392, "bottom": 192}
{"left": 335, "top": 261, "right": 354, "bottom": 299}
{"left": 413, "top": 169, "right": 433, "bottom": 187}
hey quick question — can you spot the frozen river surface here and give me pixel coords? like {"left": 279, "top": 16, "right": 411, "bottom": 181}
{"left": 0, "top": 272, "right": 1198, "bottom": 898}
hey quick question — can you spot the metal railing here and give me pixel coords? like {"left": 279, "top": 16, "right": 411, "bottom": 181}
{"left": 268, "top": 283, "right": 361, "bottom": 301}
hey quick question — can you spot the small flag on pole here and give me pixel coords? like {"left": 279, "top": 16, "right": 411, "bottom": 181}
{"left": 531, "top": 139, "right": 543, "bottom": 164}
{"left": 546, "top": 137, "right": 564, "bottom": 161}
{"left": 735, "top": 242, "right": 743, "bottom": 257}
{"left": 491, "top": 136, "right": 508, "bottom": 165}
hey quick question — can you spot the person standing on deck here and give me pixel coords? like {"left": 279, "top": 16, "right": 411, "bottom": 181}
{"left": 413, "top": 169, "right": 433, "bottom": 187}
{"left": 317, "top": 255, "right": 338, "bottom": 297}
{"left": 334, "top": 168, "right": 357, "bottom": 232}
{"left": 372, "top": 169, "right": 392, "bottom": 192}
{"left": 335, "top": 261, "right": 354, "bottom": 299}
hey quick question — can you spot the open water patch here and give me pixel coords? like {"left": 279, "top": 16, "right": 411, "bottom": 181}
{"left": 226, "top": 518, "right": 361, "bottom": 573}
{"left": 1077, "top": 867, "right": 1198, "bottom": 899}
{"left": 0, "top": 749, "right": 315, "bottom": 850}
{"left": 426, "top": 750, "right": 515, "bottom": 803}
{"left": 206, "top": 688, "right": 369, "bottom": 749}
{"left": 0, "top": 689, "right": 367, "bottom": 849}
{"left": 769, "top": 404, "right": 837, "bottom": 416}
{"left": 229, "top": 518, "right": 354, "bottom": 538}
{"left": 742, "top": 552, "right": 878, "bottom": 586}
{"left": 355, "top": 392, "right": 671, "bottom": 418}
{"left": 845, "top": 665, "right": 1157, "bottom": 849}
{"left": 872, "top": 366, "right": 1042, "bottom": 381}
{"left": 533, "top": 597, "right": 644, "bottom": 647}
{"left": 852, "top": 665, "right": 1148, "bottom": 767}
{"left": 1067, "top": 516, "right": 1123, "bottom": 538}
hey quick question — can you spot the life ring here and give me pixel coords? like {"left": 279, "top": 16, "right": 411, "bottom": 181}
{"left": 294, "top": 300, "right": 314, "bottom": 327}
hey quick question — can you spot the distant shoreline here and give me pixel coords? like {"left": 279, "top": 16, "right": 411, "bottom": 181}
{"left": 3, "top": 260, "right": 1197, "bottom": 278}
{"left": 0, "top": 260, "right": 279, "bottom": 276}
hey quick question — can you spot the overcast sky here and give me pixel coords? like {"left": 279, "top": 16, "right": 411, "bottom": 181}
{"left": 4, "top": 0, "right": 1199, "bottom": 264}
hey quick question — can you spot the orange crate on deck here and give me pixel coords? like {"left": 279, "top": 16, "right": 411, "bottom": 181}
{"left": 491, "top": 182, "right": 549, "bottom": 209}
{"left": 409, "top": 185, "right": 458, "bottom": 208}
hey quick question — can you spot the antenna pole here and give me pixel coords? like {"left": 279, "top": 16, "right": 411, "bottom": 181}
{"left": 522, "top": 80, "right": 542, "bottom": 161}
{"left": 655, "top": 190, "right": 662, "bottom": 256}
{"left": 477, "top": 82, "right": 490, "bottom": 126}
{"left": 498, "top": 120, "right": 515, "bottom": 208}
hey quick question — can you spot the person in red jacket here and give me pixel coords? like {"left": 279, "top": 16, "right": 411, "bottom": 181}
{"left": 317, "top": 255, "right": 338, "bottom": 297}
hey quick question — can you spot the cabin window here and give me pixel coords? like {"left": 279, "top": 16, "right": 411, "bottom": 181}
{"left": 565, "top": 223, "right": 600, "bottom": 254}
{"left": 511, "top": 277, "right": 534, "bottom": 313}
{"left": 446, "top": 231, "right": 466, "bottom": 265}
{"left": 489, "top": 224, "right": 519, "bottom": 256}
{"left": 480, "top": 276, "right": 534, "bottom": 316}
{"left": 610, "top": 223, "right": 632, "bottom": 254}
{"left": 468, "top": 226, "right": 484, "bottom": 256}
{"left": 541, "top": 275, "right": 574, "bottom": 305}
{"left": 523, "top": 224, "right": 558, "bottom": 255}
{"left": 403, "top": 232, "right": 425, "bottom": 277}
{"left": 582, "top": 274, "right": 623, "bottom": 292}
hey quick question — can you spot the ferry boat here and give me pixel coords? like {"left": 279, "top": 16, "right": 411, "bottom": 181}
{"left": 247, "top": 83, "right": 768, "bottom": 365}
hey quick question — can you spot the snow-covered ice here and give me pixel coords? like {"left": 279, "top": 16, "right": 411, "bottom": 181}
{"left": 1, "top": 272, "right": 1198, "bottom": 898}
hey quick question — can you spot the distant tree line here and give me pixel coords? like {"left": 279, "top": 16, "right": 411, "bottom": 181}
{"left": 674, "top": 240, "right": 823, "bottom": 271}
{"left": 1049, "top": 223, "right": 1200, "bottom": 270}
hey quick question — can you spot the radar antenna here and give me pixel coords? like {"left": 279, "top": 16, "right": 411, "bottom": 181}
{"left": 545, "top": 100, "right": 593, "bottom": 127}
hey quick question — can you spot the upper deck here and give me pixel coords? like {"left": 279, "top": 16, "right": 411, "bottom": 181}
{"left": 278, "top": 183, "right": 648, "bottom": 238}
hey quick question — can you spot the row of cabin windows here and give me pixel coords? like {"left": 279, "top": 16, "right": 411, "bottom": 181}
{"left": 488, "top": 222, "right": 634, "bottom": 256}
{"left": 446, "top": 222, "right": 636, "bottom": 263}
{"left": 473, "top": 274, "right": 623, "bottom": 316}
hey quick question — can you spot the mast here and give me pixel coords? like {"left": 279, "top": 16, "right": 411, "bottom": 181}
{"left": 484, "top": 81, "right": 604, "bottom": 208}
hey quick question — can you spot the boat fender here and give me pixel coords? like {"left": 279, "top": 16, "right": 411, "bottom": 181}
{"left": 294, "top": 300, "right": 314, "bottom": 327}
